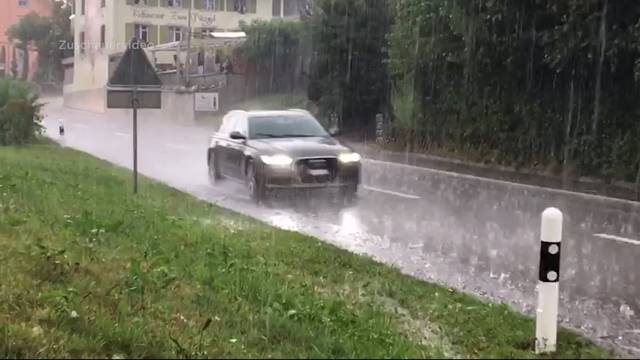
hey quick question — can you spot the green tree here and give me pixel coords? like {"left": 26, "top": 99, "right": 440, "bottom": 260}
{"left": 308, "top": 0, "right": 392, "bottom": 128}
{"left": 7, "top": 12, "right": 49, "bottom": 80}
{"left": 388, "top": 0, "right": 640, "bottom": 182}
{"left": 240, "top": 19, "right": 308, "bottom": 94}
{"left": 7, "top": 2, "right": 72, "bottom": 83}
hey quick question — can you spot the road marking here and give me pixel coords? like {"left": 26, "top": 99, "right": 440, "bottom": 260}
{"left": 115, "top": 132, "right": 130, "bottom": 137}
{"left": 167, "top": 143, "right": 195, "bottom": 151}
{"left": 363, "top": 158, "right": 640, "bottom": 208}
{"left": 594, "top": 233, "right": 640, "bottom": 246}
{"left": 363, "top": 185, "right": 421, "bottom": 200}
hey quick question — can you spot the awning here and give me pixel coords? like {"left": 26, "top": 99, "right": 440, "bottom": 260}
{"left": 146, "top": 41, "right": 182, "bottom": 52}
{"left": 145, "top": 32, "right": 247, "bottom": 53}
{"left": 206, "top": 31, "right": 246, "bottom": 39}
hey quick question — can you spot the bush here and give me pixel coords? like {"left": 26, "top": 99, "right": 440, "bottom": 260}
{"left": 0, "top": 78, "right": 43, "bottom": 145}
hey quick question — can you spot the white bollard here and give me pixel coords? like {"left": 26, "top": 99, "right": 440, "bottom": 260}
{"left": 535, "top": 207, "right": 563, "bottom": 354}
{"left": 58, "top": 119, "right": 65, "bottom": 137}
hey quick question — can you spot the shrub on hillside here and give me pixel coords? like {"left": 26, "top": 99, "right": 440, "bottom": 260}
{"left": 0, "top": 78, "right": 43, "bottom": 145}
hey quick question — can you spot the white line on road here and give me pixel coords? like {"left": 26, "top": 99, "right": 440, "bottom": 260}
{"left": 363, "top": 158, "right": 640, "bottom": 208}
{"left": 363, "top": 185, "right": 421, "bottom": 200}
{"left": 115, "top": 132, "right": 131, "bottom": 137}
{"left": 594, "top": 233, "right": 640, "bottom": 246}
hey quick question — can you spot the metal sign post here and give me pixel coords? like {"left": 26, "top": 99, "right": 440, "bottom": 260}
{"left": 106, "top": 37, "right": 162, "bottom": 194}
{"left": 132, "top": 87, "right": 139, "bottom": 194}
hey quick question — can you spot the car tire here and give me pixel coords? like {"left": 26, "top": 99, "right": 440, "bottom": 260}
{"left": 208, "top": 149, "right": 222, "bottom": 185}
{"left": 340, "top": 184, "right": 358, "bottom": 204}
{"left": 246, "top": 162, "right": 266, "bottom": 203}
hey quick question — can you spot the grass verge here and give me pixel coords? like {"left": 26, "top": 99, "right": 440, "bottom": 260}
{"left": 0, "top": 144, "right": 613, "bottom": 358}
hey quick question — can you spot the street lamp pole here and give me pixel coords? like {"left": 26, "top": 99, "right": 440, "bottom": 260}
{"left": 185, "top": 0, "right": 192, "bottom": 86}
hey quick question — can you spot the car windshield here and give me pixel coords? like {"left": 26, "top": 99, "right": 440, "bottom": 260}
{"left": 248, "top": 115, "right": 328, "bottom": 139}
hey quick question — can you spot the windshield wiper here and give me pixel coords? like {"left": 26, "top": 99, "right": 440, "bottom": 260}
{"left": 254, "top": 133, "right": 281, "bottom": 138}
{"left": 254, "top": 133, "right": 320, "bottom": 138}
{"left": 280, "top": 134, "right": 318, "bottom": 138}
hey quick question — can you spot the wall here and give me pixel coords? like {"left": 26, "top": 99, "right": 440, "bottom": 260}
{"left": 67, "top": 0, "right": 110, "bottom": 94}
{"left": 62, "top": 0, "right": 109, "bottom": 111}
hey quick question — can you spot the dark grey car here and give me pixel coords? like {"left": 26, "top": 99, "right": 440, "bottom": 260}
{"left": 207, "top": 109, "right": 362, "bottom": 203}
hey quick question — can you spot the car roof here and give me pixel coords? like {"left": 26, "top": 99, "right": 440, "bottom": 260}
{"left": 227, "top": 109, "right": 312, "bottom": 118}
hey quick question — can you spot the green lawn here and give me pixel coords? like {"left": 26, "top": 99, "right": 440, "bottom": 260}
{"left": 0, "top": 144, "right": 613, "bottom": 358}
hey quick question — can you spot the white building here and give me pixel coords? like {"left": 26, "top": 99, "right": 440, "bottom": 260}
{"left": 64, "top": 0, "right": 308, "bottom": 112}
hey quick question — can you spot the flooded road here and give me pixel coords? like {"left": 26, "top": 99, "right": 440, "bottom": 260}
{"left": 43, "top": 98, "right": 640, "bottom": 355}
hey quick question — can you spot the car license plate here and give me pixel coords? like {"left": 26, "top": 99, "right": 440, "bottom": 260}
{"left": 309, "top": 169, "right": 329, "bottom": 176}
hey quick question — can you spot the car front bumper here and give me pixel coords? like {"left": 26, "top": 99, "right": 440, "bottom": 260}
{"left": 259, "top": 160, "right": 360, "bottom": 190}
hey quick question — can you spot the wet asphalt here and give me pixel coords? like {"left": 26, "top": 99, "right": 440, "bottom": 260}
{"left": 42, "top": 98, "right": 640, "bottom": 356}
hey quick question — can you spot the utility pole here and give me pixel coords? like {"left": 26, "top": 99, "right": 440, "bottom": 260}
{"left": 185, "top": 0, "right": 192, "bottom": 87}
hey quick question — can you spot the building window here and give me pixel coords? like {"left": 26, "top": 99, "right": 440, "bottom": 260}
{"left": 203, "top": 0, "right": 216, "bottom": 10}
{"left": 64, "top": 64, "right": 74, "bottom": 85}
{"left": 134, "top": 0, "right": 148, "bottom": 5}
{"left": 101, "top": 0, "right": 105, "bottom": 7}
{"left": 170, "top": 26, "right": 183, "bottom": 42}
{"left": 100, "top": 25, "right": 106, "bottom": 48}
{"left": 81, "top": 0, "right": 85, "bottom": 14}
{"left": 79, "top": 32, "right": 85, "bottom": 53}
{"left": 135, "top": 24, "right": 148, "bottom": 42}
{"left": 283, "top": 0, "right": 299, "bottom": 17}
{"left": 167, "top": 0, "right": 183, "bottom": 7}
{"left": 246, "top": 0, "right": 257, "bottom": 14}
{"left": 227, "top": 0, "right": 255, "bottom": 14}
{"left": 18, "top": 0, "right": 28, "bottom": 7}
{"left": 0, "top": 46, "right": 6, "bottom": 76}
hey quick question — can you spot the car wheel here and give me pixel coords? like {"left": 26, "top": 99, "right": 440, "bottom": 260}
{"left": 340, "top": 184, "right": 358, "bottom": 204}
{"left": 208, "top": 149, "right": 222, "bottom": 185}
{"left": 246, "top": 162, "right": 266, "bottom": 203}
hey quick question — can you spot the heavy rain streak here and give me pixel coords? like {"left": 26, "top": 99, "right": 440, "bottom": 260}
{"left": 1, "top": 0, "right": 639, "bottom": 358}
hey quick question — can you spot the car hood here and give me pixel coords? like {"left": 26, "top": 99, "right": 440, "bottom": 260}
{"left": 250, "top": 137, "right": 352, "bottom": 159}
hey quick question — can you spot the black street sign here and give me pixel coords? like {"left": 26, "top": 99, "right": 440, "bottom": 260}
{"left": 106, "top": 37, "right": 163, "bottom": 194}
{"left": 108, "top": 38, "right": 162, "bottom": 88}
{"left": 107, "top": 89, "right": 161, "bottom": 109}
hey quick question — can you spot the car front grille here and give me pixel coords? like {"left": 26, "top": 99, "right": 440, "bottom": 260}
{"left": 295, "top": 157, "right": 338, "bottom": 184}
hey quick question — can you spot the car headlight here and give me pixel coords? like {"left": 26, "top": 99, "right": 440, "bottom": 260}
{"left": 338, "top": 152, "right": 361, "bottom": 163}
{"left": 260, "top": 154, "right": 293, "bottom": 166}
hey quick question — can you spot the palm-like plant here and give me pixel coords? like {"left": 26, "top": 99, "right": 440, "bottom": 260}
{"left": 0, "top": 78, "right": 43, "bottom": 145}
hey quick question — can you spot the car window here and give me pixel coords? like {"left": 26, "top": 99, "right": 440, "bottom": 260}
{"left": 248, "top": 114, "right": 328, "bottom": 139}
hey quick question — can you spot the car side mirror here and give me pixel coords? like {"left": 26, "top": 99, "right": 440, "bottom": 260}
{"left": 229, "top": 131, "right": 246, "bottom": 141}
{"left": 328, "top": 127, "right": 340, "bottom": 136}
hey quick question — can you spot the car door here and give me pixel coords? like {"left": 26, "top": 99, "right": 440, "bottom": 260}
{"left": 226, "top": 115, "right": 248, "bottom": 179}
{"left": 215, "top": 114, "right": 236, "bottom": 177}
